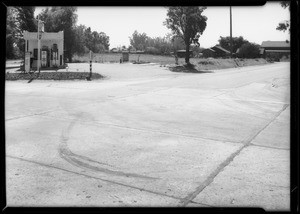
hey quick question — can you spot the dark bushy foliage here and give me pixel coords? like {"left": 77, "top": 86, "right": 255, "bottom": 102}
{"left": 219, "top": 36, "right": 249, "bottom": 54}
{"left": 145, "top": 47, "right": 160, "bottom": 55}
{"left": 237, "top": 42, "right": 260, "bottom": 58}
{"left": 6, "top": 72, "right": 104, "bottom": 80}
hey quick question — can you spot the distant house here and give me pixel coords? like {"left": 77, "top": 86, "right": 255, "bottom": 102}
{"left": 129, "top": 47, "right": 137, "bottom": 53}
{"left": 211, "top": 46, "right": 230, "bottom": 58}
{"left": 110, "top": 48, "right": 118, "bottom": 53}
{"left": 176, "top": 50, "right": 193, "bottom": 58}
{"left": 260, "top": 40, "right": 290, "bottom": 60}
{"left": 202, "top": 45, "right": 230, "bottom": 58}
{"left": 201, "top": 48, "right": 215, "bottom": 58}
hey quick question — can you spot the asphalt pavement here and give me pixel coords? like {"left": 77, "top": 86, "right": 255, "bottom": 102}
{"left": 5, "top": 62, "right": 290, "bottom": 210}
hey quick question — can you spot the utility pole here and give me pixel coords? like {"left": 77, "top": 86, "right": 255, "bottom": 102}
{"left": 37, "top": 16, "right": 40, "bottom": 72}
{"left": 230, "top": 6, "right": 233, "bottom": 58}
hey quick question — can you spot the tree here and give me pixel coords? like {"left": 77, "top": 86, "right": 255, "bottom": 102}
{"left": 129, "top": 30, "right": 148, "bottom": 51}
{"left": 15, "top": 7, "right": 37, "bottom": 34}
{"left": 6, "top": 7, "right": 18, "bottom": 59}
{"left": 171, "top": 36, "right": 186, "bottom": 52}
{"left": 6, "top": 6, "right": 37, "bottom": 59}
{"left": 164, "top": 6, "right": 207, "bottom": 64}
{"left": 83, "top": 27, "right": 93, "bottom": 51}
{"left": 15, "top": 7, "right": 37, "bottom": 56}
{"left": 237, "top": 42, "right": 260, "bottom": 58}
{"left": 73, "top": 24, "right": 87, "bottom": 55}
{"left": 218, "top": 36, "right": 248, "bottom": 54}
{"left": 276, "top": 1, "right": 290, "bottom": 33}
{"left": 94, "top": 43, "right": 106, "bottom": 53}
{"left": 38, "top": 7, "right": 78, "bottom": 62}
{"left": 98, "top": 32, "right": 110, "bottom": 50}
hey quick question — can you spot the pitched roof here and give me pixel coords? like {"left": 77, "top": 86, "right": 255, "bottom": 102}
{"left": 212, "top": 45, "right": 230, "bottom": 53}
{"left": 177, "top": 50, "right": 193, "bottom": 52}
{"left": 261, "top": 41, "right": 290, "bottom": 48}
{"left": 265, "top": 50, "right": 290, "bottom": 53}
{"left": 202, "top": 48, "right": 215, "bottom": 52}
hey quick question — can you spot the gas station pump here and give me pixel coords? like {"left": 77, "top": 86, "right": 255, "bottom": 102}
{"left": 25, "top": 52, "right": 31, "bottom": 73}
{"left": 52, "top": 44, "right": 58, "bottom": 67}
{"left": 41, "top": 50, "right": 47, "bottom": 67}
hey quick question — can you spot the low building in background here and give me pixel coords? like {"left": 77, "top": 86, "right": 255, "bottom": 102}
{"left": 110, "top": 48, "right": 118, "bottom": 53}
{"left": 202, "top": 48, "right": 216, "bottom": 58}
{"left": 260, "top": 40, "right": 290, "bottom": 61}
{"left": 211, "top": 45, "right": 231, "bottom": 58}
{"left": 201, "top": 45, "right": 230, "bottom": 58}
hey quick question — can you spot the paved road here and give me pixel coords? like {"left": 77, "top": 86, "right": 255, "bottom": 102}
{"left": 5, "top": 62, "right": 290, "bottom": 210}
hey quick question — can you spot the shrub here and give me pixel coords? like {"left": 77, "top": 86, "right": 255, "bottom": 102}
{"left": 145, "top": 47, "right": 160, "bottom": 55}
{"left": 237, "top": 42, "right": 260, "bottom": 58}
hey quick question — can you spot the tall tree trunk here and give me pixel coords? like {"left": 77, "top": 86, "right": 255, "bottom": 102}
{"left": 185, "top": 43, "right": 190, "bottom": 64}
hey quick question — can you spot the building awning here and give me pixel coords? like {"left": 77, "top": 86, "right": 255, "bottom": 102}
{"left": 265, "top": 50, "right": 290, "bottom": 53}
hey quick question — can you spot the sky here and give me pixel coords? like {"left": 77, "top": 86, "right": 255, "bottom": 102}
{"left": 35, "top": 2, "right": 290, "bottom": 49}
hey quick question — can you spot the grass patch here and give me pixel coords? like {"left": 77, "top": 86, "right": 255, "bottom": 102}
{"left": 132, "top": 60, "right": 151, "bottom": 64}
{"left": 74, "top": 53, "right": 270, "bottom": 70}
{"left": 73, "top": 53, "right": 183, "bottom": 65}
{"left": 6, "top": 72, "right": 104, "bottom": 81}
{"left": 169, "top": 58, "right": 270, "bottom": 73}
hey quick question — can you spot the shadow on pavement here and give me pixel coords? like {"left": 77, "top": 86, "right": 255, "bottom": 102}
{"left": 169, "top": 64, "right": 214, "bottom": 74}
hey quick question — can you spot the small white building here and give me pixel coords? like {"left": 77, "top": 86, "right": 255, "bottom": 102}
{"left": 23, "top": 30, "right": 64, "bottom": 69}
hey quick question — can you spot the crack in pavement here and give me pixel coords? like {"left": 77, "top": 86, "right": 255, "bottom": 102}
{"left": 178, "top": 103, "right": 289, "bottom": 207}
{"left": 6, "top": 155, "right": 194, "bottom": 203}
{"left": 5, "top": 108, "right": 61, "bottom": 122}
{"left": 5, "top": 86, "right": 158, "bottom": 122}
{"left": 58, "top": 113, "right": 158, "bottom": 180}
{"left": 35, "top": 113, "right": 242, "bottom": 145}
{"left": 249, "top": 143, "right": 290, "bottom": 151}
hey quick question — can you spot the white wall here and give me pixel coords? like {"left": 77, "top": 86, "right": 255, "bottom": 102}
{"left": 24, "top": 31, "right": 64, "bottom": 67}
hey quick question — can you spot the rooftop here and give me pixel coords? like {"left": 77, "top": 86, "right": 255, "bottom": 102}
{"left": 261, "top": 41, "right": 290, "bottom": 48}
{"left": 202, "top": 48, "right": 215, "bottom": 52}
{"left": 212, "top": 45, "right": 230, "bottom": 53}
{"left": 23, "top": 31, "right": 64, "bottom": 40}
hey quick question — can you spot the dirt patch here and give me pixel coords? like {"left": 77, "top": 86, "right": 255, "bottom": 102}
{"left": 169, "top": 58, "right": 270, "bottom": 73}
{"left": 169, "top": 64, "right": 214, "bottom": 73}
{"left": 132, "top": 61, "right": 151, "bottom": 64}
{"left": 6, "top": 72, "right": 104, "bottom": 81}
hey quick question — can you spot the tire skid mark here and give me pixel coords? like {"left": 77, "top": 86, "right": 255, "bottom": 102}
{"left": 58, "top": 113, "right": 158, "bottom": 180}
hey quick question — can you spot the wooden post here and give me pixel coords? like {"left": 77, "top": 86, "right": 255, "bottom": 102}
{"left": 230, "top": 6, "right": 233, "bottom": 58}
{"left": 89, "top": 60, "right": 92, "bottom": 79}
{"left": 37, "top": 18, "right": 40, "bottom": 72}
{"left": 87, "top": 50, "right": 92, "bottom": 81}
